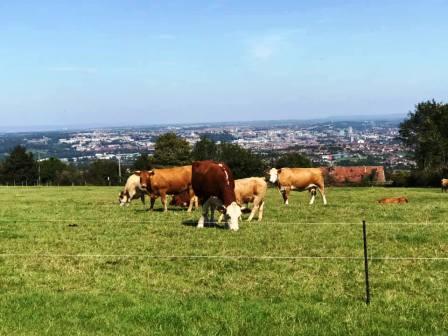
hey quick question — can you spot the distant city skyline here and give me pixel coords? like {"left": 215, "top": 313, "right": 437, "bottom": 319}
{"left": 1, "top": 0, "right": 447, "bottom": 129}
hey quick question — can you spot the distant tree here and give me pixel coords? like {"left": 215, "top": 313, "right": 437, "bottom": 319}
{"left": 133, "top": 153, "right": 152, "bottom": 171}
{"left": 192, "top": 136, "right": 218, "bottom": 161}
{"left": 275, "top": 152, "right": 312, "bottom": 168}
{"left": 55, "top": 167, "right": 83, "bottom": 186}
{"left": 399, "top": 100, "right": 448, "bottom": 174}
{"left": 216, "top": 143, "right": 266, "bottom": 179}
{"left": 1, "top": 145, "right": 37, "bottom": 184}
{"left": 40, "top": 158, "right": 68, "bottom": 184}
{"left": 152, "top": 133, "right": 192, "bottom": 166}
{"left": 85, "top": 160, "right": 119, "bottom": 186}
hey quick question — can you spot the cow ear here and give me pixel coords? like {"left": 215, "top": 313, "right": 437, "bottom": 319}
{"left": 217, "top": 205, "right": 227, "bottom": 214}
{"left": 277, "top": 168, "right": 282, "bottom": 174}
{"left": 149, "top": 170, "right": 155, "bottom": 176}
{"left": 134, "top": 171, "right": 141, "bottom": 176}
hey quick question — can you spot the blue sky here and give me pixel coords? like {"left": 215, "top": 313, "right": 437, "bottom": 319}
{"left": 0, "top": 0, "right": 447, "bottom": 128}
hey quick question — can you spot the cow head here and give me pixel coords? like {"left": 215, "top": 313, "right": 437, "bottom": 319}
{"left": 268, "top": 168, "right": 280, "bottom": 184}
{"left": 134, "top": 170, "right": 154, "bottom": 190}
{"left": 220, "top": 201, "right": 242, "bottom": 231}
{"left": 118, "top": 191, "right": 129, "bottom": 206}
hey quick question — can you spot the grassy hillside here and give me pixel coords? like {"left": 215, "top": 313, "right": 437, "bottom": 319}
{"left": 0, "top": 186, "right": 447, "bottom": 335}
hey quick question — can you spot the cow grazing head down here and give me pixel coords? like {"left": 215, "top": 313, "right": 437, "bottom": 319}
{"left": 220, "top": 201, "right": 242, "bottom": 231}
{"left": 268, "top": 168, "right": 280, "bottom": 184}
{"left": 118, "top": 191, "right": 129, "bottom": 206}
{"left": 134, "top": 170, "right": 154, "bottom": 190}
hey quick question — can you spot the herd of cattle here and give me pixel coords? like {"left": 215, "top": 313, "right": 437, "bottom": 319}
{"left": 118, "top": 160, "right": 448, "bottom": 231}
{"left": 118, "top": 160, "right": 327, "bottom": 231}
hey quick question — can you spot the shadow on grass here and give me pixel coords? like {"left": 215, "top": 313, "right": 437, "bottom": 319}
{"left": 182, "top": 219, "right": 227, "bottom": 230}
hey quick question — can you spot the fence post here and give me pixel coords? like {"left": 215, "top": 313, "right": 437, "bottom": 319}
{"left": 362, "top": 220, "right": 370, "bottom": 305}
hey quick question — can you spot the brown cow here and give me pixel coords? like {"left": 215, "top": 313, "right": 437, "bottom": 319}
{"left": 378, "top": 196, "right": 408, "bottom": 204}
{"left": 135, "top": 165, "right": 196, "bottom": 212}
{"left": 170, "top": 190, "right": 199, "bottom": 208}
{"left": 442, "top": 179, "right": 448, "bottom": 192}
{"left": 219, "top": 177, "right": 267, "bottom": 222}
{"left": 192, "top": 160, "right": 242, "bottom": 231}
{"left": 268, "top": 167, "right": 327, "bottom": 205}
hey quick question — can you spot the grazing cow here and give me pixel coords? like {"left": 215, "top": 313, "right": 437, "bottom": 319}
{"left": 378, "top": 196, "right": 408, "bottom": 204}
{"left": 219, "top": 177, "right": 267, "bottom": 222}
{"left": 268, "top": 167, "right": 327, "bottom": 205}
{"left": 192, "top": 160, "right": 242, "bottom": 231}
{"left": 118, "top": 174, "right": 151, "bottom": 207}
{"left": 170, "top": 189, "right": 199, "bottom": 209}
{"left": 442, "top": 179, "right": 448, "bottom": 192}
{"left": 135, "top": 165, "right": 196, "bottom": 212}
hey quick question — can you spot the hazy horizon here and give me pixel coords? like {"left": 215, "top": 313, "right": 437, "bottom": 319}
{"left": 1, "top": 1, "right": 447, "bottom": 128}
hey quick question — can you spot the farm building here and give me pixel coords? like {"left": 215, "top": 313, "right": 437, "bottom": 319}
{"left": 322, "top": 166, "right": 386, "bottom": 185}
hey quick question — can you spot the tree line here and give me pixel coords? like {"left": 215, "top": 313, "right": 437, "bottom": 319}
{"left": 0, "top": 133, "right": 311, "bottom": 186}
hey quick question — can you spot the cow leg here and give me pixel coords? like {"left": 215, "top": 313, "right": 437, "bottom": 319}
{"left": 160, "top": 192, "right": 168, "bottom": 212}
{"left": 248, "top": 198, "right": 259, "bottom": 222}
{"left": 318, "top": 185, "right": 328, "bottom": 205}
{"left": 197, "top": 198, "right": 211, "bottom": 229}
{"left": 258, "top": 200, "right": 265, "bottom": 221}
{"left": 187, "top": 188, "right": 195, "bottom": 212}
{"left": 149, "top": 195, "right": 156, "bottom": 210}
{"left": 282, "top": 187, "right": 290, "bottom": 205}
{"left": 140, "top": 193, "right": 145, "bottom": 208}
{"left": 309, "top": 188, "right": 316, "bottom": 205}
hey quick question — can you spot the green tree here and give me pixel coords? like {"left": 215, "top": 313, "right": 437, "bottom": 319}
{"left": 152, "top": 133, "right": 192, "bottom": 166}
{"left": 133, "top": 153, "right": 152, "bottom": 170}
{"left": 1, "top": 145, "right": 37, "bottom": 184}
{"left": 40, "top": 158, "right": 68, "bottom": 184}
{"left": 275, "top": 152, "right": 312, "bottom": 168}
{"left": 192, "top": 136, "right": 217, "bottom": 161}
{"left": 399, "top": 100, "right": 448, "bottom": 174}
{"left": 85, "top": 160, "right": 119, "bottom": 186}
{"left": 216, "top": 143, "right": 266, "bottom": 179}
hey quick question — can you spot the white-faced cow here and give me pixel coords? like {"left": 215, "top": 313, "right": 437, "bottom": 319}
{"left": 192, "top": 160, "right": 242, "bottom": 231}
{"left": 268, "top": 167, "right": 327, "bottom": 205}
{"left": 135, "top": 165, "right": 197, "bottom": 212}
{"left": 118, "top": 174, "right": 151, "bottom": 207}
{"left": 219, "top": 177, "right": 267, "bottom": 222}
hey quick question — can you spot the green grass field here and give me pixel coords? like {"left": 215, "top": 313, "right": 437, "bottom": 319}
{"left": 0, "top": 186, "right": 447, "bottom": 335}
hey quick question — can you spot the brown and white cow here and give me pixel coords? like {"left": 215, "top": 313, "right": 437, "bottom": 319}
{"left": 219, "top": 177, "right": 267, "bottom": 222}
{"left": 442, "top": 179, "right": 448, "bottom": 192}
{"left": 135, "top": 165, "right": 196, "bottom": 212}
{"left": 268, "top": 167, "right": 327, "bottom": 205}
{"left": 118, "top": 173, "right": 151, "bottom": 207}
{"left": 192, "top": 160, "right": 242, "bottom": 231}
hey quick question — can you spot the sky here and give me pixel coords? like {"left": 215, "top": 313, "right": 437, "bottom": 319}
{"left": 0, "top": 0, "right": 447, "bottom": 129}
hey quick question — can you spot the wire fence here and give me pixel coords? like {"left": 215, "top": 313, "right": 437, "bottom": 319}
{"left": 0, "top": 253, "right": 447, "bottom": 261}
